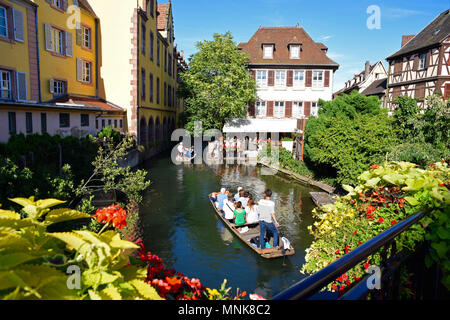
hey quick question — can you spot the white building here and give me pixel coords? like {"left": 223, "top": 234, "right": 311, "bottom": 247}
{"left": 224, "top": 25, "right": 339, "bottom": 137}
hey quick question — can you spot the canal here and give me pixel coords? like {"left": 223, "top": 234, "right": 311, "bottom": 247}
{"left": 139, "top": 152, "right": 322, "bottom": 298}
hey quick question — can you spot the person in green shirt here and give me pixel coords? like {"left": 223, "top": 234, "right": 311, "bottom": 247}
{"left": 233, "top": 201, "right": 246, "bottom": 227}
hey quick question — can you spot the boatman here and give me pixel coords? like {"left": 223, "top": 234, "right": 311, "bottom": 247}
{"left": 258, "top": 189, "right": 280, "bottom": 250}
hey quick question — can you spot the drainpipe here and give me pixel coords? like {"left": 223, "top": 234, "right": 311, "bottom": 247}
{"left": 34, "top": 5, "right": 42, "bottom": 102}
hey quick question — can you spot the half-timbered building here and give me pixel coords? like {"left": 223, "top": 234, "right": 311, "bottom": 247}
{"left": 386, "top": 9, "right": 450, "bottom": 110}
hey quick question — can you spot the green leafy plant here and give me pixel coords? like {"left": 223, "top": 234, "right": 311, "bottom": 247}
{"left": 301, "top": 160, "right": 450, "bottom": 292}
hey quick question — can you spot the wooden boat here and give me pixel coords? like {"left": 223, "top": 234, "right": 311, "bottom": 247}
{"left": 208, "top": 194, "right": 295, "bottom": 259}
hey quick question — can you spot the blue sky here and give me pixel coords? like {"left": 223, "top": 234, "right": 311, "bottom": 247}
{"left": 171, "top": 0, "right": 450, "bottom": 91}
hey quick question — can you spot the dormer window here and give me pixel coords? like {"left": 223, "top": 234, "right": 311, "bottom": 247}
{"left": 263, "top": 44, "right": 274, "bottom": 59}
{"left": 290, "top": 45, "right": 301, "bottom": 59}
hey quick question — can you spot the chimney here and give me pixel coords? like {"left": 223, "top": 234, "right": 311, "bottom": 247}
{"left": 365, "top": 61, "right": 371, "bottom": 78}
{"left": 401, "top": 35, "right": 415, "bottom": 47}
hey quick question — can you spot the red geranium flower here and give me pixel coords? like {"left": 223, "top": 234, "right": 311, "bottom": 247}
{"left": 364, "top": 263, "right": 370, "bottom": 269}
{"left": 391, "top": 220, "right": 397, "bottom": 226}
{"left": 370, "top": 164, "right": 379, "bottom": 170}
{"left": 378, "top": 218, "right": 384, "bottom": 223}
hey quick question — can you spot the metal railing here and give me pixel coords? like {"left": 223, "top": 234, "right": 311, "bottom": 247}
{"left": 273, "top": 210, "right": 428, "bottom": 300}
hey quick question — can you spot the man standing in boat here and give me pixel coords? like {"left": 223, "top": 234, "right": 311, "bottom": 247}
{"left": 258, "top": 189, "right": 280, "bottom": 250}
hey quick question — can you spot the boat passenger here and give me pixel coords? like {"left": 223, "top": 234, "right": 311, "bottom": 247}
{"left": 233, "top": 201, "right": 246, "bottom": 226}
{"left": 246, "top": 198, "right": 259, "bottom": 224}
{"left": 258, "top": 189, "right": 280, "bottom": 250}
{"left": 223, "top": 197, "right": 235, "bottom": 222}
{"left": 234, "top": 187, "right": 243, "bottom": 202}
{"left": 239, "top": 191, "right": 251, "bottom": 209}
{"left": 216, "top": 188, "right": 228, "bottom": 215}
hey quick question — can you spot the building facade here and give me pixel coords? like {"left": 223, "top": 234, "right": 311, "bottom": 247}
{"left": 224, "top": 26, "right": 339, "bottom": 136}
{"left": 334, "top": 60, "right": 388, "bottom": 105}
{"left": 89, "top": 0, "right": 186, "bottom": 157}
{"left": 0, "top": 0, "right": 125, "bottom": 143}
{"left": 386, "top": 9, "right": 450, "bottom": 110}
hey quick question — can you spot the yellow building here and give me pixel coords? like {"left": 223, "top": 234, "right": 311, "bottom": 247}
{"left": 89, "top": 0, "right": 186, "bottom": 157}
{"left": 0, "top": 0, "right": 125, "bottom": 143}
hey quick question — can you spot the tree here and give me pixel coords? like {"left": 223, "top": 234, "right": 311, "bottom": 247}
{"left": 305, "top": 91, "right": 397, "bottom": 186}
{"left": 179, "top": 32, "right": 256, "bottom": 133}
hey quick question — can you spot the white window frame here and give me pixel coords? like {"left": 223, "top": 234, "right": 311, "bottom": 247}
{"left": 256, "top": 101, "right": 266, "bottom": 117}
{"left": 312, "top": 71, "right": 324, "bottom": 87}
{"left": 263, "top": 45, "right": 273, "bottom": 59}
{"left": 419, "top": 53, "right": 427, "bottom": 70}
{"left": 0, "top": 70, "right": 11, "bottom": 99}
{"left": 274, "top": 101, "right": 285, "bottom": 118}
{"left": 53, "top": 80, "right": 65, "bottom": 95}
{"left": 256, "top": 70, "right": 267, "bottom": 86}
{"left": 0, "top": 6, "right": 7, "bottom": 38}
{"left": 311, "top": 102, "right": 319, "bottom": 117}
{"left": 290, "top": 45, "right": 300, "bottom": 59}
{"left": 52, "top": 28, "right": 64, "bottom": 55}
{"left": 82, "top": 26, "right": 91, "bottom": 49}
{"left": 81, "top": 60, "right": 92, "bottom": 83}
{"left": 293, "top": 101, "right": 304, "bottom": 118}
{"left": 275, "top": 70, "right": 286, "bottom": 86}
{"left": 293, "top": 70, "right": 305, "bottom": 86}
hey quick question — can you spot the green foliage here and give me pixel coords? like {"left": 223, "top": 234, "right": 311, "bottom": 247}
{"left": 302, "top": 161, "right": 450, "bottom": 291}
{"left": 0, "top": 197, "right": 161, "bottom": 300}
{"left": 305, "top": 97, "right": 397, "bottom": 185}
{"left": 179, "top": 32, "right": 257, "bottom": 133}
{"left": 97, "top": 127, "right": 122, "bottom": 146}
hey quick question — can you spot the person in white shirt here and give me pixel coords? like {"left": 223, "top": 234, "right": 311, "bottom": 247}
{"left": 222, "top": 197, "right": 235, "bottom": 222}
{"left": 246, "top": 198, "right": 259, "bottom": 224}
{"left": 234, "top": 187, "right": 243, "bottom": 202}
{"left": 238, "top": 191, "right": 251, "bottom": 209}
{"left": 258, "top": 189, "right": 280, "bottom": 249}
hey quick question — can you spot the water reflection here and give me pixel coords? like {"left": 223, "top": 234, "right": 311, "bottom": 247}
{"left": 140, "top": 154, "right": 321, "bottom": 298}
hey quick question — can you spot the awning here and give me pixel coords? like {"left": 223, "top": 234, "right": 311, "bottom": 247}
{"left": 223, "top": 118, "right": 303, "bottom": 133}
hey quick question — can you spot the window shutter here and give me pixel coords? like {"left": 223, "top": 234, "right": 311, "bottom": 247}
{"left": 76, "top": 22, "right": 82, "bottom": 46}
{"left": 426, "top": 50, "right": 432, "bottom": 68}
{"left": 285, "top": 101, "right": 292, "bottom": 118}
{"left": 65, "top": 31, "right": 73, "bottom": 57}
{"left": 250, "top": 70, "right": 256, "bottom": 81}
{"left": 45, "top": 0, "right": 51, "bottom": 4}
{"left": 248, "top": 102, "right": 255, "bottom": 117}
{"left": 413, "top": 55, "right": 419, "bottom": 70}
{"left": 304, "top": 102, "right": 311, "bottom": 117}
{"left": 287, "top": 70, "right": 293, "bottom": 87}
{"left": 12, "top": 8, "right": 24, "bottom": 42}
{"left": 267, "top": 101, "right": 274, "bottom": 117}
{"left": 73, "top": 0, "right": 79, "bottom": 6}
{"left": 76, "top": 58, "right": 83, "bottom": 82}
{"left": 324, "top": 70, "right": 330, "bottom": 87}
{"left": 45, "top": 24, "right": 52, "bottom": 51}
{"left": 305, "top": 70, "right": 312, "bottom": 87}
{"left": 62, "top": 0, "right": 68, "bottom": 11}
{"left": 268, "top": 70, "right": 274, "bottom": 86}
{"left": 16, "top": 71, "right": 27, "bottom": 101}
{"left": 49, "top": 79, "right": 55, "bottom": 93}
{"left": 444, "top": 83, "right": 450, "bottom": 99}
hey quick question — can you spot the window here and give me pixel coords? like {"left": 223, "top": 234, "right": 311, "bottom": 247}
{"left": 293, "top": 102, "right": 304, "bottom": 118}
{"left": 82, "top": 26, "right": 91, "bottom": 49}
{"left": 80, "top": 114, "right": 89, "bottom": 127}
{"left": 274, "top": 101, "right": 285, "bottom": 117}
{"left": 256, "top": 101, "right": 266, "bottom": 117}
{"left": 290, "top": 45, "right": 300, "bottom": 59}
{"left": 293, "top": 71, "right": 305, "bottom": 86}
{"left": 81, "top": 60, "right": 92, "bottom": 83}
{"left": 59, "top": 113, "right": 70, "bottom": 128}
{"left": 168, "top": 53, "right": 172, "bottom": 76}
{"left": 0, "top": 70, "right": 11, "bottom": 99}
{"left": 149, "top": 73, "right": 153, "bottom": 102}
{"left": 419, "top": 53, "right": 427, "bottom": 70}
{"left": 120, "top": 119, "right": 123, "bottom": 128}
{"left": 256, "top": 70, "right": 267, "bottom": 86}
{"left": 95, "top": 119, "right": 98, "bottom": 129}
{"left": 164, "top": 47, "right": 167, "bottom": 72}
{"left": 0, "top": 6, "right": 7, "bottom": 38}
{"left": 101, "top": 119, "right": 105, "bottom": 128}
{"left": 141, "top": 24, "right": 146, "bottom": 55}
{"left": 311, "top": 102, "right": 319, "bottom": 117}
{"left": 26, "top": 112, "right": 33, "bottom": 133}
{"left": 312, "top": 71, "right": 323, "bottom": 87}
{"left": 51, "top": 79, "right": 66, "bottom": 95}
{"left": 108, "top": 119, "right": 112, "bottom": 126}
{"left": 52, "top": 28, "right": 64, "bottom": 55}
{"left": 157, "top": 38, "right": 160, "bottom": 66}
{"left": 263, "top": 45, "right": 273, "bottom": 59}
{"left": 8, "top": 112, "right": 16, "bottom": 134}
{"left": 164, "top": 82, "right": 167, "bottom": 106}
{"left": 156, "top": 77, "right": 160, "bottom": 104}
{"left": 150, "top": 31, "right": 154, "bottom": 60}
{"left": 114, "top": 119, "right": 117, "bottom": 128}
{"left": 52, "top": 0, "right": 63, "bottom": 10}
{"left": 41, "top": 113, "right": 47, "bottom": 133}
{"left": 275, "top": 71, "right": 286, "bottom": 86}
{"left": 141, "top": 69, "right": 145, "bottom": 100}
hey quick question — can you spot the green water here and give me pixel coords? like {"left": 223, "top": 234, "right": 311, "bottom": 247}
{"left": 139, "top": 153, "right": 321, "bottom": 298}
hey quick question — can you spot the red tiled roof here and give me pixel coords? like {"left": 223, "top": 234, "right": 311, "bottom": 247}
{"left": 52, "top": 95, "right": 125, "bottom": 113}
{"left": 238, "top": 26, "right": 339, "bottom": 67}
{"left": 157, "top": 4, "right": 168, "bottom": 30}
